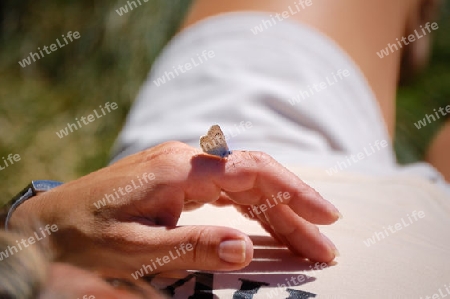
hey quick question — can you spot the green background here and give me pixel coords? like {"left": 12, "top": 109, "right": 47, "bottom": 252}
{"left": 0, "top": 1, "right": 449, "bottom": 203}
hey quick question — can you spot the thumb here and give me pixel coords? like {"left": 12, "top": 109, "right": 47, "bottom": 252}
{"left": 137, "top": 225, "right": 254, "bottom": 273}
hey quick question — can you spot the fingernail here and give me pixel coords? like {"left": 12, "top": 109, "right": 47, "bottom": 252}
{"left": 321, "top": 233, "right": 339, "bottom": 256}
{"left": 219, "top": 240, "right": 246, "bottom": 264}
{"left": 337, "top": 212, "right": 343, "bottom": 220}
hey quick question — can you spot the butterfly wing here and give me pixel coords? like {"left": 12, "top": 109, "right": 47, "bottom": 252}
{"left": 200, "top": 125, "right": 231, "bottom": 158}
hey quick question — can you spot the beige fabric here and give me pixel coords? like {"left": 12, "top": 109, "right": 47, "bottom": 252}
{"left": 172, "top": 167, "right": 450, "bottom": 298}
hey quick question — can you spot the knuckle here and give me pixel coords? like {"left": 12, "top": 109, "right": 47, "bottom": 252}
{"left": 139, "top": 141, "right": 197, "bottom": 164}
{"left": 185, "top": 227, "right": 214, "bottom": 265}
{"left": 247, "top": 151, "right": 276, "bottom": 166}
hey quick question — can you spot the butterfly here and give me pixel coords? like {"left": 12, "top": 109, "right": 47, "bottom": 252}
{"left": 200, "top": 125, "right": 232, "bottom": 158}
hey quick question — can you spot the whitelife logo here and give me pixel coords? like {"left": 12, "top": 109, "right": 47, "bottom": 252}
{"left": 414, "top": 104, "right": 450, "bottom": 129}
{"left": 0, "top": 224, "right": 58, "bottom": 261}
{"left": 56, "top": 102, "right": 118, "bottom": 139}
{"left": 93, "top": 172, "right": 156, "bottom": 209}
{"left": 115, "top": 0, "right": 148, "bottom": 16}
{"left": 289, "top": 69, "right": 350, "bottom": 106}
{"left": 326, "top": 140, "right": 388, "bottom": 176}
{"left": 0, "top": 153, "right": 21, "bottom": 172}
{"left": 250, "top": 0, "right": 313, "bottom": 35}
{"left": 152, "top": 50, "right": 215, "bottom": 87}
{"left": 420, "top": 283, "right": 450, "bottom": 299}
{"left": 18, "top": 31, "right": 80, "bottom": 68}
{"left": 199, "top": 121, "right": 253, "bottom": 156}
{"left": 228, "top": 192, "right": 290, "bottom": 228}
{"left": 376, "top": 22, "right": 438, "bottom": 59}
{"left": 363, "top": 210, "right": 425, "bottom": 247}
{"left": 131, "top": 243, "right": 193, "bottom": 280}
{"left": 266, "top": 262, "right": 328, "bottom": 298}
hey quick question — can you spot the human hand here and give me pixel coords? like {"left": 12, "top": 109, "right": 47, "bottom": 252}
{"left": 11, "top": 141, "right": 340, "bottom": 277}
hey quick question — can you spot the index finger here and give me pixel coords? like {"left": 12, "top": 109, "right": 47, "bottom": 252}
{"left": 185, "top": 150, "right": 341, "bottom": 225}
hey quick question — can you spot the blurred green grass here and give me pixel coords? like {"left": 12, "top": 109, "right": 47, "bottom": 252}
{"left": 0, "top": 1, "right": 449, "bottom": 203}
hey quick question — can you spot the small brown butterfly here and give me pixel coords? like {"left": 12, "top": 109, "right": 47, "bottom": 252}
{"left": 200, "top": 125, "right": 232, "bottom": 158}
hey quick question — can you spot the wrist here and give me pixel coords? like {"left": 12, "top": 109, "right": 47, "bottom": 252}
{"left": 9, "top": 192, "right": 49, "bottom": 229}
{"left": 6, "top": 181, "right": 63, "bottom": 230}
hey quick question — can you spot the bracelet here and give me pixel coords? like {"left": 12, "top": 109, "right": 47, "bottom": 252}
{"left": 4, "top": 180, "right": 63, "bottom": 230}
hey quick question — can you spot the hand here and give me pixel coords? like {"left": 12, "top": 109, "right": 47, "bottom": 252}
{"left": 11, "top": 141, "right": 340, "bottom": 277}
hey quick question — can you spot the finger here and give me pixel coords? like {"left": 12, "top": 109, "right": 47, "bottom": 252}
{"left": 209, "top": 192, "right": 235, "bottom": 207}
{"left": 186, "top": 150, "right": 341, "bottom": 224}
{"left": 230, "top": 194, "right": 338, "bottom": 262}
{"left": 265, "top": 204, "right": 338, "bottom": 262}
{"left": 233, "top": 204, "right": 281, "bottom": 242}
{"left": 233, "top": 203, "right": 313, "bottom": 254}
{"left": 151, "top": 148, "right": 339, "bottom": 261}
{"left": 254, "top": 217, "right": 284, "bottom": 244}
{"left": 121, "top": 143, "right": 339, "bottom": 225}
{"left": 183, "top": 201, "right": 205, "bottom": 211}
{"left": 115, "top": 143, "right": 340, "bottom": 262}
{"left": 118, "top": 224, "right": 254, "bottom": 274}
